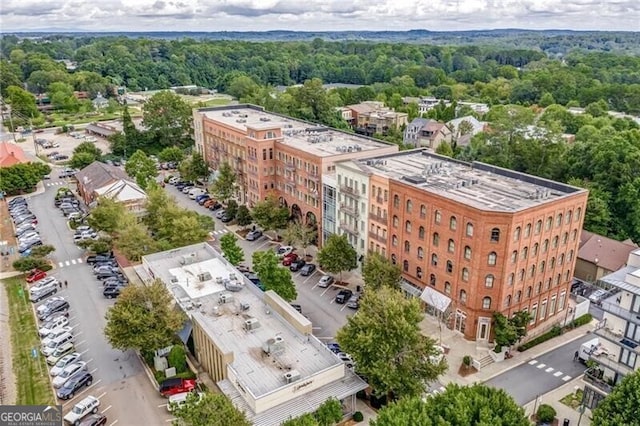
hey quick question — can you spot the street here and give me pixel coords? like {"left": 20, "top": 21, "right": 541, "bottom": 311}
{"left": 485, "top": 334, "right": 594, "bottom": 405}
{"left": 29, "top": 177, "right": 172, "bottom": 425}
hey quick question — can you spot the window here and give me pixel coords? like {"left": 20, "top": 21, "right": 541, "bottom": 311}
{"left": 530, "top": 304, "right": 538, "bottom": 323}
{"left": 393, "top": 194, "right": 400, "bottom": 208}
{"left": 430, "top": 274, "right": 436, "bottom": 286}
{"left": 460, "top": 290, "right": 467, "bottom": 304}
{"left": 532, "top": 243, "right": 539, "bottom": 256}
{"left": 536, "top": 282, "right": 542, "bottom": 294}
{"left": 527, "top": 286, "right": 533, "bottom": 298}
{"left": 444, "top": 282, "right": 451, "bottom": 294}
{"left": 448, "top": 239, "right": 455, "bottom": 253}
{"left": 559, "top": 253, "right": 565, "bottom": 265}
{"left": 393, "top": 216, "right": 399, "bottom": 228}
{"left": 405, "top": 221, "right": 412, "bottom": 233}
{"left": 539, "top": 300, "right": 547, "bottom": 319}
{"left": 511, "top": 250, "right": 518, "bottom": 264}
{"left": 543, "top": 239, "right": 549, "bottom": 253}
{"left": 525, "top": 223, "right": 531, "bottom": 238}
{"left": 507, "top": 273, "right": 514, "bottom": 286}
{"left": 516, "top": 290, "right": 522, "bottom": 302}
{"left": 519, "top": 269, "right": 525, "bottom": 282}
{"left": 464, "top": 246, "right": 472, "bottom": 260}
{"left": 562, "top": 232, "right": 568, "bottom": 245}
{"left": 545, "top": 216, "right": 552, "bottom": 230}
{"left": 529, "top": 265, "right": 536, "bottom": 277}
{"left": 556, "top": 214, "right": 563, "bottom": 227}
{"left": 392, "top": 235, "right": 398, "bottom": 247}
{"left": 620, "top": 348, "right": 637, "bottom": 369}
{"left": 566, "top": 211, "right": 572, "bottom": 224}
{"left": 555, "top": 273, "right": 561, "bottom": 286}
{"left": 504, "top": 295, "right": 512, "bottom": 307}
{"left": 549, "top": 295, "right": 557, "bottom": 315}
{"left": 488, "top": 251, "right": 497, "bottom": 265}
{"left": 482, "top": 297, "right": 492, "bottom": 310}
{"left": 419, "top": 226, "right": 425, "bottom": 239}
{"left": 535, "top": 220, "right": 542, "bottom": 234}
{"left": 417, "top": 267, "right": 423, "bottom": 278}
{"left": 552, "top": 236, "right": 559, "bottom": 248}
{"left": 540, "top": 260, "right": 546, "bottom": 272}
{"left": 466, "top": 222, "right": 474, "bottom": 237}
{"left": 449, "top": 216, "right": 457, "bottom": 230}
{"left": 485, "top": 275, "right": 495, "bottom": 288}
{"left": 559, "top": 291, "right": 566, "bottom": 310}
{"left": 420, "top": 204, "right": 427, "bottom": 219}
{"left": 572, "top": 229, "right": 578, "bottom": 241}
{"left": 434, "top": 210, "right": 442, "bottom": 224}
{"left": 568, "top": 250, "right": 574, "bottom": 262}
{"left": 418, "top": 247, "right": 424, "bottom": 259}
{"left": 490, "top": 228, "right": 500, "bottom": 242}
{"left": 406, "top": 200, "right": 413, "bottom": 213}
{"left": 514, "top": 226, "right": 521, "bottom": 241}
{"left": 403, "top": 260, "right": 409, "bottom": 272}
{"left": 461, "top": 268, "right": 469, "bottom": 282}
{"left": 446, "top": 261, "right": 453, "bottom": 273}
{"left": 404, "top": 241, "right": 411, "bottom": 253}
{"left": 431, "top": 254, "right": 438, "bottom": 266}
{"left": 432, "top": 233, "right": 440, "bottom": 246}
{"left": 550, "top": 257, "right": 556, "bottom": 269}
{"left": 521, "top": 246, "right": 528, "bottom": 260}
{"left": 391, "top": 254, "right": 397, "bottom": 265}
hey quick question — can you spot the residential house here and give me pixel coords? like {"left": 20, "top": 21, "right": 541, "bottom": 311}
{"left": 345, "top": 102, "right": 408, "bottom": 136}
{"left": 92, "top": 93, "right": 109, "bottom": 110}
{"left": 75, "top": 161, "right": 147, "bottom": 214}
{"left": 403, "top": 118, "right": 452, "bottom": 149}
{"left": 575, "top": 231, "right": 637, "bottom": 283}
{"left": 0, "top": 142, "right": 29, "bottom": 168}
{"left": 446, "top": 116, "right": 487, "bottom": 147}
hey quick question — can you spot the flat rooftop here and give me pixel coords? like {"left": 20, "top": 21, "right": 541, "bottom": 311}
{"left": 355, "top": 150, "right": 585, "bottom": 212}
{"left": 142, "top": 243, "right": 343, "bottom": 398}
{"left": 198, "top": 104, "right": 393, "bottom": 158}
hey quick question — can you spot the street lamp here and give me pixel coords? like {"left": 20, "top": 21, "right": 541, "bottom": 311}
{"left": 577, "top": 403, "right": 586, "bottom": 426}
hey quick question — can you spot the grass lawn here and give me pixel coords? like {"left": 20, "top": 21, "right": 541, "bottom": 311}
{"left": 196, "top": 98, "right": 231, "bottom": 107}
{"left": 3, "top": 276, "right": 55, "bottom": 405}
{"left": 560, "top": 388, "right": 584, "bottom": 410}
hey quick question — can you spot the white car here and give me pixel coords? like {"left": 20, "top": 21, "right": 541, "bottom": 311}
{"left": 31, "top": 276, "right": 59, "bottom": 290}
{"left": 52, "top": 361, "right": 87, "bottom": 388}
{"left": 18, "top": 230, "right": 39, "bottom": 241}
{"left": 215, "top": 209, "right": 226, "bottom": 219}
{"left": 168, "top": 176, "right": 180, "bottom": 184}
{"left": 63, "top": 395, "right": 100, "bottom": 425}
{"left": 41, "top": 326, "right": 73, "bottom": 348}
{"left": 50, "top": 352, "right": 82, "bottom": 377}
{"left": 38, "top": 316, "right": 69, "bottom": 337}
{"left": 318, "top": 275, "right": 334, "bottom": 288}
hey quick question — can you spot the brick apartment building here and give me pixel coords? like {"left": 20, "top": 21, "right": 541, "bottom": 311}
{"left": 193, "top": 104, "right": 398, "bottom": 238}
{"left": 332, "top": 150, "right": 588, "bottom": 341}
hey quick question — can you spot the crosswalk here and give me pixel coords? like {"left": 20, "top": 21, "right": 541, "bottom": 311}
{"left": 528, "top": 359, "right": 572, "bottom": 382}
{"left": 57, "top": 257, "right": 84, "bottom": 268}
{"left": 46, "top": 182, "right": 67, "bottom": 187}
{"left": 210, "top": 229, "right": 229, "bottom": 236}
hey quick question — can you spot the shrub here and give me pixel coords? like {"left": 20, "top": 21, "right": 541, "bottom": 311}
{"left": 536, "top": 404, "right": 556, "bottom": 423}
{"left": 518, "top": 325, "right": 563, "bottom": 352}
{"left": 463, "top": 355, "right": 472, "bottom": 366}
{"left": 153, "top": 370, "right": 166, "bottom": 384}
{"left": 12, "top": 257, "right": 52, "bottom": 272}
{"left": 569, "top": 314, "right": 593, "bottom": 328}
{"left": 30, "top": 245, "right": 55, "bottom": 257}
{"left": 168, "top": 345, "right": 187, "bottom": 374}
{"left": 352, "top": 411, "right": 364, "bottom": 422}
{"left": 173, "top": 370, "right": 197, "bottom": 380}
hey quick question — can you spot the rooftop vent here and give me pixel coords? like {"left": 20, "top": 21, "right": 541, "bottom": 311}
{"left": 240, "top": 303, "right": 250, "bottom": 311}
{"left": 197, "top": 272, "right": 212, "bottom": 282}
{"left": 218, "top": 293, "right": 233, "bottom": 304}
{"left": 403, "top": 175, "right": 427, "bottom": 184}
{"left": 236, "top": 119, "right": 247, "bottom": 123}
{"left": 244, "top": 318, "right": 260, "bottom": 331}
{"left": 284, "top": 370, "right": 301, "bottom": 383}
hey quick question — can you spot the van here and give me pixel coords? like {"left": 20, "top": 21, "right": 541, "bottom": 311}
{"left": 188, "top": 188, "right": 206, "bottom": 199}
{"left": 42, "top": 332, "right": 74, "bottom": 357}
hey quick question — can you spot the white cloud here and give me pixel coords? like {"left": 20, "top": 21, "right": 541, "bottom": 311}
{"left": 1, "top": 0, "right": 638, "bottom": 31}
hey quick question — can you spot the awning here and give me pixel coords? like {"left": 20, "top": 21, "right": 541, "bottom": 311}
{"left": 400, "top": 279, "right": 423, "bottom": 298}
{"left": 420, "top": 287, "right": 451, "bottom": 312}
{"left": 177, "top": 320, "right": 193, "bottom": 344}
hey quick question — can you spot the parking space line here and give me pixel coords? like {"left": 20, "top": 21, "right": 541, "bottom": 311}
{"left": 68, "top": 316, "right": 77, "bottom": 322}
{"left": 77, "top": 258, "right": 83, "bottom": 263}
{"left": 166, "top": 419, "right": 176, "bottom": 423}
{"left": 85, "top": 358, "right": 93, "bottom": 364}
{"left": 320, "top": 287, "right": 331, "bottom": 296}
{"left": 65, "top": 261, "right": 70, "bottom": 266}
{"left": 109, "top": 421, "right": 119, "bottom": 426}
{"left": 96, "top": 391, "right": 107, "bottom": 400}
{"left": 75, "top": 331, "right": 83, "bottom": 337}
{"left": 89, "top": 368, "right": 98, "bottom": 374}
{"left": 79, "top": 349, "right": 89, "bottom": 355}
{"left": 302, "top": 272, "right": 318, "bottom": 284}
{"left": 340, "top": 304, "right": 348, "bottom": 311}
{"left": 58, "top": 262, "right": 64, "bottom": 267}
{"left": 71, "top": 259, "right": 77, "bottom": 265}
{"left": 101, "top": 405, "right": 112, "bottom": 414}
{"left": 75, "top": 340, "right": 87, "bottom": 346}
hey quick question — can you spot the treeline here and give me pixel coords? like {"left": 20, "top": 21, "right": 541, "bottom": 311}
{"left": 1, "top": 36, "right": 639, "bottom": 113}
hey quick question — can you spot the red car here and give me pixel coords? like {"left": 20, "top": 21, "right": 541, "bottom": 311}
{"left": 282, "top": 253, "right": 299, "bottom": 266}
{"left": 26, "top": 269, "right": 47, "bottom": 283}
{"left": 159, "top": 378, "right": 197, "bottom": 397}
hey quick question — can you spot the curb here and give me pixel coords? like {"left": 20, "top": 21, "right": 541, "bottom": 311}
{"left": 522, "top": 375, "right": 586, "bottom": 410}
{"left": 136, "top": 350, "right": 160, "bottom": 391}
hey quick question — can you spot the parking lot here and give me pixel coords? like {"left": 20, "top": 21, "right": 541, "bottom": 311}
{"left": 18, "top": 125, "right": 112, "bottom": 162}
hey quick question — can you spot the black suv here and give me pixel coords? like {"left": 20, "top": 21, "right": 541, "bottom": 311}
{"left": 289, "top": 259, "right": 306, "bottom": 272}
{"left": 335, "top": 289, "right": 353, "bottom": 304}
{"left": 37, "top": 299, "right": 70, "bottom": 320}
{"left": 86, "top": 253, "right": 114, "bottom": 265}
{"left": 56, "top": 371, "right": 93, "bottom": 400}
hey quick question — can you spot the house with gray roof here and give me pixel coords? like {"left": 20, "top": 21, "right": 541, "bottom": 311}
{"left": 403, "top": 118, "right": 452, "bottom": 149}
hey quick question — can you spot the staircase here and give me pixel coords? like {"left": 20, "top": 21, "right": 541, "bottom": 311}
{"left": 478, "top": 354, "right": 494, "bottom": 369}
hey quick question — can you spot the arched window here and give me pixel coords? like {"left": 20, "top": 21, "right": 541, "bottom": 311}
{"left": 466, "top": 222, "right": 474, "bottom": 237}
{"left": 529, "top": 265, "right": 536, "bottom": 277}
{"left": 430, "top": 274, "right": 436, "bottom": 286}
{"left": 536, "top": 282, "right": 542, "bottom": 294}
{"left": 569, "top": 250, "right": 574, "bottom": 261}
{"left": 406, "top": 199, "right": 413, "bottom": 213}
{"left": 532, "top": 243, "right": 539, "bottom": 256}
{"left": 516, "top": 290, "right": 522, "bottom": 302}
{"left": 391, "top": 254, "right": 397, "bottom": 265}
{"left": 434, "top": 210, "right": 442, "bottom": 224}
{"left": 393, "top": 215, "right": 399, "bottom": 228}
{"left": 431, "top": 254, "right": 438, "bottom": 266}
{"left": 461, "top": 268, "right": 469, "bottom": 282}
{"left": 420, "top": 204, "right": 427, "bottom": 218}
{"left": 448, "top": 239, "right": 455, "bottom": 253}
{"left": 450, "top": 216, "right": 457, "bottom": 230}
{"left": 550, "top": 257, "right": 556, "bottom": 269}
{"left": 511, "top": 250, "right": 518, "bottom": 263}
{"left": 416, "top": 267, "right": 423, "bottom": 278}
{"left": 566, "top": 211, "right": 572, "bottom": 224}
{"left": 417, "top": 247, "right": 424, "bottom": 259}
{"left": 392, "top": 235, "right": 398, "bottom": 247}
{"left": 576, "top": 207, "right": 582, "bottom": 220}
{"left": 552, "top": 236, "right": 559, "bottom": 248}
{"left": 525, "top": 223, "right": 531, "bottom": 238}
{"left": 546, "top": 216, "right": 553, "bottom": 230}
{"left": 418, "top": 226, "right": 425, "bottom": 239}
{"left": 464, "top": 246, "right": 472, "bottom": 260}
{"left": 540, "top": 260, "right": 546, "bottom": 272}
{"left": 485, "top": 275, "right": 495, "bottom": 288}
{"left": 559, "top": 253, "right": 565, "bottom": 265}
{"left": 460, "top": 290, "right": 467, "bottom": 304}
{"left": 507, "top": 273, "right": 514, "bottom": 286}
{"left": 393, "top": 194, "right": 400, "bottom": 208}
{"left": 504, "top": 295, "right": 512, "bottom": 307}
{"left": 482, "top": 297, "right": 492, "bottom": 309}
{"left": 490, "top": 228, "right": 500, "bottom": 242}
{"left": 521, "top": 246, "right": 528, "bottom": 260}
{"left": 572, "top": 229, "right": 578, "bottom": 241}
{"left": 432, "top": 233, "right": 440, "bottom": 246}
{"left": 535, "top": 220, "right": 542, "bottom": 234}
{"left": 488, "top": 251, "right": 497, "bottom": 265}
{"left": 519, "top": 269, "right": 525, "bottom": 282}
{"left": 556, "top": 213, "right": 563, "bottom": 227}
{"left": 527, "top": 286, "right": 533, "bottom": 298}
{"left": 403, "top": 260, "right": 409, "bottom": 272}
{"left": 543, "top": 239, "right": 549, "bottom": 253}
{"left": 562, "top": 232, "right": 568, "bottom": 245}
{"left": 404, "top": 241, "right": 411, "bottom": 253}
{"left": 514, "top": 226, "right": 521, "bottom": 241}
{"left": 444, "top": 282, "right": 451, "bottom": 294}
{"left": 405, "top": 221, "right": 412, "bottom": 233}
{"left": 446, "top": 261, "right": 453, "bottom": 273}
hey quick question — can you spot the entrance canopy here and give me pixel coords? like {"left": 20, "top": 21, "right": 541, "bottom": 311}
{"left": 420, "top": 287, "right": 451, "bottom": 313}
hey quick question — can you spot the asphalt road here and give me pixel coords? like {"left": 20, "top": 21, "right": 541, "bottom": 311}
{"left": 25, "top": 175, "right": 172, "bottom": 425}
{"left": 485, "top": 333, "right": 595, "bottom": 405}
{"left": 164, "top": 183, "right": 352, "bottom": 341}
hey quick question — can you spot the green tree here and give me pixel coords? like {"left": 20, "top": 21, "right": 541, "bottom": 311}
{"left": 227, "top": 75, "right": 260, "bottom": 100}
{"left": 235, "top": 205, "right": 252, "bottom": 229}
{"left": 87, "top": 197, "right": 126, "bottom": 234}
{"left": 362, "top": 252, "right": 401, "bottom": 291}
{"left": 251, "top": 194, "right": 290, "bottom": 234}
{"left": 371, "top": 384, "right": 529, "bottom": 426}
{"left": 142, "top": 91, "right": 193, "bottom": 147}
{"left": 209, "top": 162, "right": 236, "bottom": 203}
{"left": 592, "top": 370, "right": 640, "bottom": 426}
{"left": 167, "top": 214, "right": 210, "bottom": 247}
{"left": 252, "top": 250, "right": 297, "bottom": 301}
{"left": 172, "top": 392, "right": 250, "bottom": 426}
{"left": 104, "top": 279, "right": 186, "bottom": 351}
{"left": 29, "top": 245, "right": 55, "bottom": 257}
{"left": 6, "top": 85, "right": 40, "bottom": 122}
{"left": 48, "top": 81, "right": 79, "bottom": 112}
{"left": 125, "top": 149, "right": 157, "bottom": 189}
{"left": 220, "top": 233, "right": 244, "bottom": 266}
{"left": 70, "top": 141, "right": 102, "bottom": 169}
{"left": 114, "top": 217, "right": 157, "bottom": 262}
{"left": 167, "top": 345, "right": 187, "bottom": 374}
{"left": 316, "top": 234, "right": 357, "bottom": 283}
{"left": 281, "top": 222, "right": 317, "bottom": 256}
{"left": 337, "top": 287, "right": 446, "bottom": 399}
{"left": 12, "top": 256, "right": 52, "bottom": 272}
{"left": 313, "top": 398, "right": 343, "bottom": 426}
{"left": 158, "top": 146, "right": 185, "bottom": 163}
{"left": 225, "top": 199, "right": 238, "bottom": 220}
{"left": 77, "top": 237, "right": 112, "bottom": 254}
{"left": 0, "top": 162, "right": 50, "bottom": 194}
{"left": 539, "top": 92, "right": 556, "bottom": 107}
{"left": 281, "top": 414, "right": 317, "bottom": 426}
{"left": 434, "top": 141, "right": 454, "bottom": 157}
{"left": 180, "top": 153, "right": 209, "bottom": 183}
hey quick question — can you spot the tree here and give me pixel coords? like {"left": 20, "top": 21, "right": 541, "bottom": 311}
{"left": 362, "top": 252, "right": 401, "bottom": 291}
{"left": 6, "top": 85, "right": 40, "bottom": 122}
{"left": 142, "top": 91, "right": 193, "bottom": 147}
{"left": 70, "top": 142, "right": 102, "bottom": 169}
{"left": 592, "top": 370, "right": 640, "bottom": 426}
{"left": 167, "top": 214, "right": 210, "bottom": 247}
{"left": 180, "top": 153, "right": 209, "bottom": 183}
{"left": 0, "top": 162, "right": 51, "bottom": 194}
{"left": 281, "top": 222, "right": 316, "bottom": 256}
{"left": 114, "top": 217, "right": 157, "bottom": 262}
{"left": 29, "top": 245, "right": 55, "bottom": 257}
{"left": 167, "top": 345, "right": 187, "bottom": 374}
{"left": 220, "top": 233, "right": 244, "bottom": 266}
{"left": 87, "top": 197, "right": 127, "bottom": 233}
{"left": 337, "top": 287, "right": 446, "bottom": 400}
{"left": 313, "top": 398, "right": 343, "bottom": 426}
{"left": 225, "top": 199, "right": 238, "bottom": 220}
{"left": 172, "top": 392, "right": 250, "bottom": 426}
{"left": 252, "top": 250, "right": 297, "bottom": 301}
{"left": 492, "top": 311, "right": 532, "bottom": 350}
{"left": 316, "top": 234, "right": 357, "bottom": 283}
{"left": 235, "top": 206, "right": 252, "bottom": 228}
{"left": 104, "top": 279, "right": 186, "bottom": 351}
{"left": 371, "top": 384, "right": 529, "bottom": 426}
{"left": 12, "top": 256, "right": 52, "bottom": 272}
{"left": 158, "top": 146, "right": 185, "bottom": 163}
{"left": 125, "top": 149, "right": 157, "bottom": 189}
{"left": 76, "top": 237, "right": 112, "bottom": 254}
{"left": 251, "top": 194, "right": 290, "bottom": 234}
{"left": 226, "top": 75, "right": 260, "bottom": 100}
{"left": 209, "top": 162, "right": 236, "bottom": 203}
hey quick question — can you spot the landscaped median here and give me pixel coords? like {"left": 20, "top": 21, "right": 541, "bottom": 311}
{"left": 2, "top": 276, "right": 55, "bottom": 405}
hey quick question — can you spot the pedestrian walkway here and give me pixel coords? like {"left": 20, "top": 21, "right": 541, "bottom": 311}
{"left": 528, "top": 359, "right": 572, "bottom": 382}
{"left": 45, "top": 181, "right": 67, "bottom": 187}
{"left": 523, "top": 377, "right": 592, "bottom": 425}
{"left": 55, "top": 257, "right": 84, "bottom": 268}
{"left": 210, "top": 229, "right": 228, "bottom": 236}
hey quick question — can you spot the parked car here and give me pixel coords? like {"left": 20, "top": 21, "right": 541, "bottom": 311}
{"left": 46, "top": 342, "right": 76, "bottom": 366}
{"left": 276, "top": 246, "right": 294, "bottom": 258}
{"left": 167, "top": 391, "right": 203, "bottom": 412}
{"left": 93, "top": 265, "right": 118, "bottom": 275}
{"left": 37, "top": 298, "right": 69, "bottom": 321}
{"left": 62, "top": 395, "right": 99, "bottom": 423}
{"left": 290, "top": 304, "right": 302, "bottom": 313}
{"left": 41, "top": 326, "right": 74, "bottom": 348}
{"left": 326, "top": 342, "right": 341, "bottom": 354}
{"left": 220, "top": 213, "right": 234, "bottom": 223}
{"left": 318, "top": 275, "right": 334, "bottom": 288}
{"left": 282, "top": 253, "right": 299, "bottom": 266}
{"left": 86, "top": 253, "right": 114, "bottom": 265}
{"left": 215, "top": 209, "right": 226, "bottom": 219}
{"left": 18, "top": 230, "right": 40, "bottom": 242}
{"left": 41, "top": 332, "right": 74, "bottom": 356}
{"left": 246, "top": 229, "right": 263, "bottom": 241}
{"left": 52, "top": 361, "right": 88, "bottom": 388}
{"left": 26, "top": 269, "right": 47, "bottom": 283}
{"left": 589, "top": 289, "right": 609, "bottom": 304}
{"left": 8, "top": 197, "right": 25, "bottom": 206}
{"left": 30, "top": 276, "right": 58, "bottom": 289}
{"left": 346, "top": 294, "right": 361, "bottom": 309}
{"left": 39, "top": 315, "right": 70, "bottom": 337}
{"left": 50, "top": 352, "right": 82, "bottom": 377}
{"left": 29, "top": 284, "right": 58, "bottom": 303}
{"left": 181, "top": 186, "right": 194, "bottom": 194}
{"left": 96, "top": 271, "right": 125, "bottom": 281}
{"left": 168, "top": 176, "right": 180, "bottom": 185}
{"left": 300, "top": 263, "right": 316, "bottom": 276}
{"left": 103, "top": 287, "right": 122, "bottom": 299}
{"left": 196, "top": 195, "right": 211, "bottom": 205}
{"left": 289, "top": 258, "right": 306, "bottom": 272}
{"left": 335, "top": 289, "right": 353, "bottom": 304}
{"left": 78, "top": 414, "right": 107, "bottom": 426}
{"left": 40, "top": 308, "right": 70, "bottom": 324}
{"left": 159, "top": 378, "right": 197, "bottom": 397}
{"left": 19, "top": 239, "right": 43, "bottom": 253}
{"left": 208, "top": 201, "right": 223, "bottom": 211}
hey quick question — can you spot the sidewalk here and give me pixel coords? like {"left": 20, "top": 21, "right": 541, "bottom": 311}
{"left": 523, "top": 377, "right": 592, "bottom": 426}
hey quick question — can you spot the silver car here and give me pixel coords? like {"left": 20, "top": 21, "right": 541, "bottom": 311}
{"left": 318, "top": 275, "right": 334, "bottom": 288}
{"left": 52, "top": 361, "right": 87, "bottom": 388}
{"left": 50, "top": 353, "right": 82, "bottom": 377}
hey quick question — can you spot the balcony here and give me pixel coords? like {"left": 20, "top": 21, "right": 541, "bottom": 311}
{"left": 285, "top": 162, "right": 296, "bottom": 171}
{"left": 583, "top": 368, "right": 614, "bottom": 394}
{"left": 339, "top": 223, "right": 359, "bottom": 236}
{"left": 340, "top": 185, "right": 359, "bottom": 197}
{"left": 308, "top": 171, "right": 320, "bottom": 182}
{"left": 369, "top": 213, "right": 388, "bottom": 224}
{"left": 341, "top": 203, "right": 358, "bottom": 217}
{"left": 589, "top": 348, "right": 635, "bottom": 377}
{"left": 600, "top": 300, "right": 640, "bottom": 326}
{"left": 369, "top": 232, "right": 387, "bottom": 244}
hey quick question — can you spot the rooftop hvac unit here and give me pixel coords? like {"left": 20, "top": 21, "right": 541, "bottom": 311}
{"left": 224, "top": 279, "right": 244, "bottom": 292}
{"left": 244, "top": 318, "right": 260, "bottom": 331}
{"left": 240, "top": 303, "right": 250, "bottom": 311}
{"left": 218, "top": 293, "right": 233, "bottom": 304}
{"left": 236, "top": 119, "right": 246, "bottom": 123}
{"left": 262, "top": 335, "right": 285, "bottom": 354}
{"left": 170, "top": 275, "right": 178, "bottom": 283}
{"left": 197, "top": 272, "right": 212, "bottom": 282}
{"left": 180, "top": 253, "right": 197, "bottom": 265}
{"left": 228, "top": 273, "right": 237, "bottom": 281}
{"left": 212, "top": 306, "right": 221, "bottom": 316}
{"left": 284, "top": 370, "right": 301, "bottom": 383}
{"left": 215, "top": 276, "right": 224, "bottom": 284}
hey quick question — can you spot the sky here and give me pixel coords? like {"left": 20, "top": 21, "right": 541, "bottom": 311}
{"left": 1, "top": 0, "right": 639, "bottom": 33}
